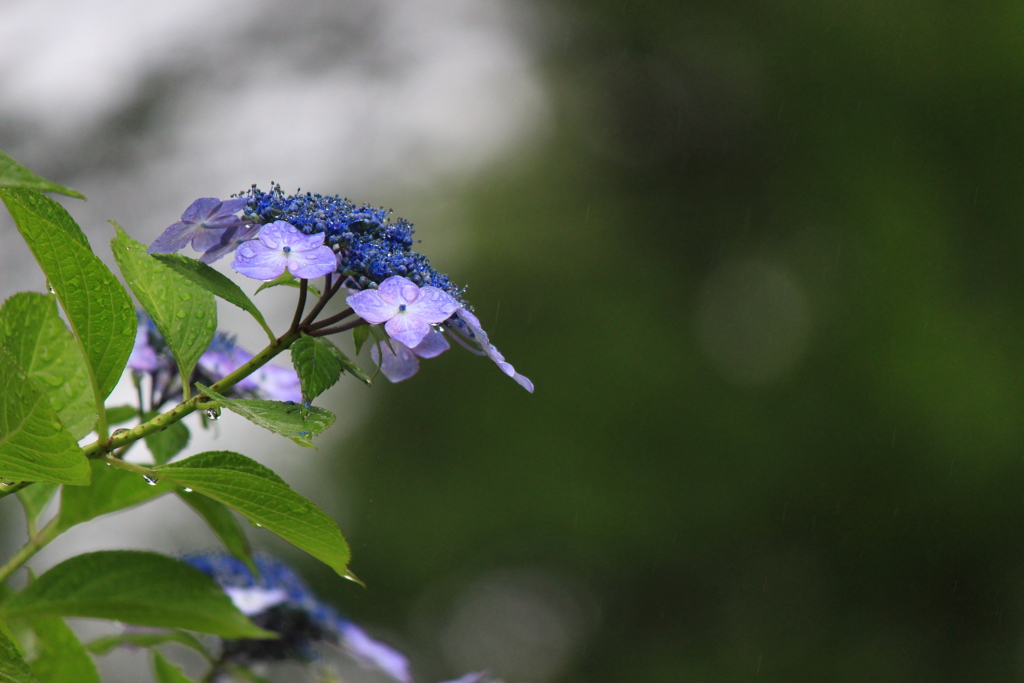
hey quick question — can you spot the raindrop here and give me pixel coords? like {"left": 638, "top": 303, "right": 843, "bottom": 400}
{"left": 46, "top": 282, "right": 55, "bottom": 294}
{"left": 182, "top": 487, "right": 193, "bottom": 493}
{"left": 142, "top": 475, "right": 159, "bottom": 486}
{"left": 205, "top": 408, "right": 220, "bottom": 421}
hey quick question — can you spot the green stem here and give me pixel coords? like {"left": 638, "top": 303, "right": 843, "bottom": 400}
{"left": 0, "top": 327, "right": 304, "bottom": 504}
{"left": 290, "top": 279, "right": 308, "bottom": 332}
{"left": 102, "top": 455, "right": 152, "bottom": 476}
{"left": 0, "top": 517, "right": 61, "bottom": 585}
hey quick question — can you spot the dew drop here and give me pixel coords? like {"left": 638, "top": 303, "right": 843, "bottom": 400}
{"left": 205, "top": 408, "right": 221, "bottom": 421}
{"left": 182, "top": 487, "right": 193, "bottom": 493}
{"left": 46, "top": 282, "right": 55, "bottom": 294}
{"left": 143, "top": 475, "right": 159, "bottom": 486}
{"left": 179, "top": 293, "right": 192, "bottom": 301}
{"left": 176, "top": 310, "right": 187, "bottom": 318}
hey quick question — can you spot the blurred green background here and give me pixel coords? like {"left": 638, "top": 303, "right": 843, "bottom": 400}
{"left": 3, "top": 0, "right": 1023, "bottom": 680}
{"left": 309, "top": 2, "right": 1024, "bottom": 681}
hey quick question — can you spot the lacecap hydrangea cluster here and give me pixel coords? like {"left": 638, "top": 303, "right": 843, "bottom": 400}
{"left": 185, "top": 553, "right": 504, "bottom": 683}
{"left": 148, "top": 189, "right": 532, "bottom": 391}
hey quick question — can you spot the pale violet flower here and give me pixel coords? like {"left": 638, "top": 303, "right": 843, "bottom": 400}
{"left": 371, "top": 328, "right": 450, "bottom": 382}
{"left": 223, "top": 586, "right": 289, "bottom": 616}
{"left": 339, "top": 623, "right": 413, "bottom": 683}
{"left": 232, "top": 221, "right": 337, "bottom": 281}
{"left": 347, "top": 275, "right": 460, "bottom": 349}
{"left": 127, "top": 313, "right": 161, "bottom": 373}
{"left": 447, "top": 308, "right": 533, "bottom": 393}
{"left": 148, "top": 197, "right": 251, "bottom": 262}
{"left": 198, "top": 334, "right": 302, "bottom": 403}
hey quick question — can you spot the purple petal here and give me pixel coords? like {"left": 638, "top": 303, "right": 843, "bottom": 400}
{"left": 291, "top": 229, "right": 331, "bottom": 251}
{"left": 198, "top": 225, "right": 260, "bottom": 264}
{"left": 512, "top": 372, "right": 535, "bottom": 393}
{"left": 128, "top": 323, "right": 160, "bottom": 372}
{"left": 495, "top": 359, "right": 515, "bottom": 377}
{"left": 232, "top": 240, "right": 289, "bottom": 280}
{"left": 410, "top": 328, "right": 450, "bottom": 359}
{"left": 347, "top": 289, "right": 399, "bottom": 324}
{"left": 248, "top": 363, "right": 302, "bottom": 402}
{"left": 257, "top": 221, "right": 292, "bottom": 249}
{"left": 371, "top": 340, "right": 421, "bottom": 382}
{"left": 214, "top": 197, "right": 249, "bottom": 217}
{"left": 181, "top": 197, "right": 222, "bottom": 223}
{"left": 385, "top": 313, "right": 432, "bottom": 348}
{"left": 375, "top": 275, "right": 418, "bottom": 306}
{"left": 287, "top": 245, "right": 338, "bottom": 279}
{"left": 148, "top": 221, "right": 196, "bottom": 255}
{"left": 408, "top": 286, "right": 460, "bottom": 324}
{"left": 189, "top": 225, "right": 234, "bottom": 252}
{"left": 339, "top": 623, "right": 413, "bottom": 683}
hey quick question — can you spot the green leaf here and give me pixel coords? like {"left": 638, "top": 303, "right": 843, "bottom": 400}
{"left": 0, "top": 348, "right": 90, "bottom": 486}
{"left": 177, "top": 489, "right": 256, "bottom": 575}
{"left": 144, "top": 417, "right": 190, "bottom": 465}
{"left": 322, "top": 338, "right": 372, "bottom": 386}
{"left": 111, "top": 225, "right": 216, "bottom": 385}
{"left": 56, "top": 460, "right": 172, "bottom": 531}
{"left": 156, "top": 451, "right": 350, "bottom": 575}
{"left": 28, "top": 617, "right": 100, "bottom": 683}
{"left": 0, "top": 150, "right": 84, "bottom": 200}
{"left": 104, "top": 405, "right": 137, "bottom": 426}
{"left": 196, "top": 384, "right": 334, "bottom": 448}
{"left": 16, "top": 485, "right": 58, "bottom": 526}
{"left": 253, "top": 272, "right": 320, "bottom": 298}
{"left": 1, "top": 551, "right": 273, "bottom": 639}
{"left": 0, "top": 293, "right": 96, "bottom": 439}
{"left": 0, "top": 628, "right": 37, "bottom": 683}
{"left": 152, "top": 652, "right": 195, "bottom": 683}
{"left": 352, "top": 325, "right": 370, "bottom": 355}
{"left": 0, "top": 189, "right": 135, "bottom": 400}
{"left": 85, "top": 632, "right": 209, "bottom": 659}
{"left": 152, "top": 254, "right": 275, "bottom": 342}
{"left": 290, "top": 336, "right": 342, "bottom": 402}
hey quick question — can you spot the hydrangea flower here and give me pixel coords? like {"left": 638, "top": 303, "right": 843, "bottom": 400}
{"left": 185, "top": 553, "right": 503, "bottom": 683}
{"left": 148, "top": 197, "right": 254, "bottom": 263}
{"left": 347, "top": 275, "right": 460, "bottom": 349}
{"left": 198, "top": 333, "right": 302, "bottom": 403}
{"left": 238, "top": 185, "right": 463, "bottom": 300}
{"left": 231, "top": 221, "right": 337, "bottom": 281}
{"left": 127, "top": 313, "right": 161, "bottom": 373}
{"left": 185, "top": 554, "right": 412, "bottom": 680}
{"left": 371, "top": 328, "right": 450, "bottom": 383}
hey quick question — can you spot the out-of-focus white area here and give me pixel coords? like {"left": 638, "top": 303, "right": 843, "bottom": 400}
{"left": 0, "top": 0, "right": 560, "bottom": 679}
{"left": 0, "top": 0, "right": 548, "bottom": 299}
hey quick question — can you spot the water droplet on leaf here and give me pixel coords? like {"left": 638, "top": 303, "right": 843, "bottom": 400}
{"left": 143, "top": 475, "right": 159, "bottom": 486}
